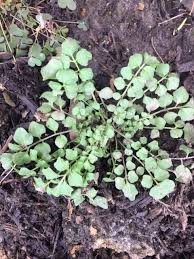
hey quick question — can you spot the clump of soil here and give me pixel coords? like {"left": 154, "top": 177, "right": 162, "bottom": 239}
{"left": 0, "top": 0, "right": 194, "bottom": 258}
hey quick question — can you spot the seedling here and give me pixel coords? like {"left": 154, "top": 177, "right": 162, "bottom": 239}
{"left": 1, "top": 38, "right": 194, "bottom": 209}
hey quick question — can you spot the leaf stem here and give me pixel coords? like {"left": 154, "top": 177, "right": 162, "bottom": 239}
{"left": 22, "top": 130, "right": 71, "bottom": 151}
{"left": 121, "top": 63, "right": 145, "bottom": 99}
{"left": 151, "top": 105, "right": 186, "bottom": 116}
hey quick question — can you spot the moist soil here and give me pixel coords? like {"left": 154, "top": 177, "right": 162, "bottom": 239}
{"left": 0, "top": 0, "right": 194, "bottom": 258}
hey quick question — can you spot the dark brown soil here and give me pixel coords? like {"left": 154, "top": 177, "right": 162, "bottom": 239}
{"left": 0, "top": 0, "right": 194, "bottom": 258}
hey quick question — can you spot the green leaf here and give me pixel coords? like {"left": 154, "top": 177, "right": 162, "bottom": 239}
{"left": 170, "top": 128, "right": 183, "bottom": 138}
{"left": 156, "top": 63, "right": 170, "bottom": 77}
{"left": 34, "top": 177, "right": 46, "bottom": 192}
{"left": 153, "top": 167, "right": 170, "bottom": 181}
{"left": 61, "top": 38, "right": 80, "bottom": 56}
{"left": 8, "top": 143, "right": 21, "bottom": 152}
{"left": 71, "top": 189, "right": 85, "bottom": 206}
{"left": 128, "top": 53, "right": 143, "bottom": 69}
{"left": 150, "top": 129, "right": 160, "bottom": 139}
{"left": 54, "top": 157, "right": 69, "bottom": 172}
{"left": 145, "top": 157, "right": 157, "bottom": 171}
{"left": 34, "top": 143, "right": 51, "bottom": 156}
{"left": 140, "top": 66, "right": 155, "bottom": 80}
{"left": 139, "top": 137, "right": 148, "bottom": 145}
{"left": 155, "top": 84, "right": 167, "bottom": 96}
{"left": 13, "top": 152, "right": 31, "bottom": 166}
{"left": 136, "top": 147, "right": 148, "bottom": 160}
{"left": 120, "top": 66, "right": 132, "bottom": 80}
{"left": 99, "top": 87, "right": 113, "bottom": 100}
{"left": 65, "top": 84, "right": 79, "bottom": 99}
{"left": 126, "top": 160, "right": 136, "bottom": 170}
{"left": 115, "top": 177, "right": 125, "bottom": 190}
{"left": 76, "top": 48, "right": 92, "bottom": 66}
{"left": 18, "top": 168, "right": 36, "bottom": 178}
{"left": 149, "top": 179, "right": 175, "bottom": 199}
{"left": 83, "top": 81, "right": 95, "bottom": 96}
{"left": 112, "top": 151, "right": 122, "bottom": 160}
{"left": 179, "top": 144, "right": 194, "bottom": 156}
{"left": 141, "top": 175, "right": 153, "bottom": 189}
{"left": 184, "top": 123, "right": 194, "bottom": 144}
{"left": 38, "top": 103, "right": 52, "bottom": 113}
{"left": 61, "top": 54, "right": 71, "bottom": 69}
{"left": 66, "top": 149, "right": 78, "bottom": 160}
{"left": 41, "top": 91, "right": 57, "bottom": 103}
{"left": 136, "top": 166, "right": 145, "bottom": 176}
{"left": 178, "top": 108, "right": 194, "bottom": 121}
{"left": 158, "top": 93, "right": 173, "bottom": 108}
{"left": 29, "top": 121, "right": 46, "bottom": 139}
{"left": 30, "top": 149, "right": 38, "bottom": 161}
{"left": 114, "top": 165, "right": 124, "bottom": 175}
{"left": 85, "top": 188, "right": 98, "bottom": 199}
{"left": 157, "top": 159, "right": 172, "bottom": 170}
{"left": 0, "top": 153, "right": 13, "bottom": 170}
{"left": 79, "top": 68, "right": 93, "bottom": 82}
{"left": 144, "top": 53, "right": 160, "bottom": 66}
{"left": 164, "top": 112, "right": 177, "bottom": 124}
{"left": 41, "top": 58, "right": 63, "bottom": 80}
{"left": 50, "top": 181, "right": 73, "bottom": 197}
{"left": 114, "top": 77, "right": 126, "bottom": 90}
{"left": 128, "top": 171, "right": 139, "bottom": 183}
{"left": 152, "top": 117, "right": 166, "bottom": 130}
{"left": 13, "top": 128, "right": 33, "bottom": 146}
{"left": 51, "top": 111, "right": 65, "bottom": 121}
{"left": 148, "top": 140, "right": 159, "bottom": 151}
{"left": 166, "top": 73, "right": 180, "bottom": 90}
{"left": 55, "top": 135, "right": 67, "bottom": 148}
{"left": 42, "top": 168, "right": 59, "bottom": 180}
{"left": 56, "top": 69, "right": 78, "bottom": 85}
{"left": 123, "top": 182, "right": 138, "bottom": 201}
{"left": 174, "top": 165, "right": 192, "bottom": 184}
{"left": 92, "top": 196, "right": 108, "bottom": 209}
{"left": 46, "top": 118, "right": 59, "bottom": 132}
{"left": 173, "top": 87, "right": 189, "bottom": 104}
{"left": 144, "top": 97, "right": 159, "bottom": 112}
{"left": 112, "top": 92, "right": 121, "bottom": 100}
{"left": 68, "top": 172, "right": 84, "bottom": 187}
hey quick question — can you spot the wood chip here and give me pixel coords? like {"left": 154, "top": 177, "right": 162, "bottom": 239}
{"left": 75, "top": 216, "right": 83, "bottom": 224}
{"left": 90, "top": 226, "right": 97, "bottom": 236}
{"left": 2, "top": 92, "right": 16, "bottom": 107}
{"left": 69, "top": 245, "right": 82, "bottom": 258}
{"left": 138, "top": 2, "right": 145, "bottom": 11}
{"left": 67, "top": 199, "right": 73, "bottom": 221}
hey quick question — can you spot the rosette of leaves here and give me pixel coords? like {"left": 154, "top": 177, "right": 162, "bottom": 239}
{"left": 0, "top": 38, "right": 108, "bottom": 209}
{"left": 100, "top": 53, "right": 193, "bottom": 201}
{"left": 1, "top": 41, "right": 194, "bottom": 209}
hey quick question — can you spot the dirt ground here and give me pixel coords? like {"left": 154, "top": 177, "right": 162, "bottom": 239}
{"left": 0, "top": 0, "right": 194, "bottom": 258}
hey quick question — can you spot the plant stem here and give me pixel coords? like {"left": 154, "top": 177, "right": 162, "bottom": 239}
{"left": 170, "top": 156, "right": 194, "bottom": 161}
{"left": 151, "top": 105, "right": 186, "bottom": 116}
{"left": 121, "top": 63, "right": 145, "bottom": 99}
{"left": 0, "top": 165, "right": 16, "bottom": 185}
{"left": 22, "top": 130, "right": 71, "bottom": 151}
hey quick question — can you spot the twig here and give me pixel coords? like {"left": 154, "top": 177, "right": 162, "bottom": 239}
{"left": 151, "top": 37, "right": 164, "bottom": 63}
{"left": 158, "top": 13, "right": 186, "bottom": 25}
{"left": 170, "top": 155, "right": 194, "bottom": 161}
{"left": 0, "top": 166, "right": 15, "bottom": 185}
{"left": 0, "top": 135, "right": 13, "bottom": 155}
{"left": 0, "top": 15, "right": 16, "bottom": 63}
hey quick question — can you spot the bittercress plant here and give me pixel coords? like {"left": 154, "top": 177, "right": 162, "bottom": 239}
{"left": 1, "top": 38, "right": 194, "bottom": 209}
